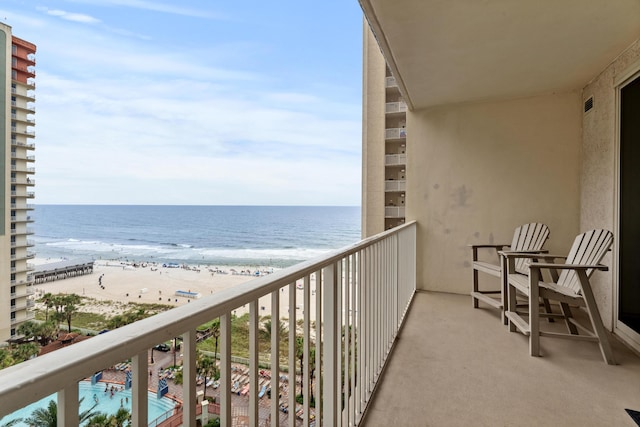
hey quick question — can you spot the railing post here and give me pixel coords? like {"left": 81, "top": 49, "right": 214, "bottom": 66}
{"left": 220, "top": 314, "right": 232, "bottom": 427}
{"left": 270, "top": 290, "right": 280, "bottom": 426}
{"left": 183, "top": 329, "right": 197, "bottom": 427}
{"left": 288, "top": 282, "right": 296, "bottom": 427}
{"left": 249, "top": 300, "right": 259, "bottom": 426}
{"left": 303, "top": 275, "right": 311, "bottom": 427}
{"left": 322, "top": 263, "right": 338, "bottom": 426}
{"left": 131, "top": 350, "right": 148, "bottom": 427}
{"left": 314, "top": 270, "right": 323, "bottom": 426}
{"left": 57, "top": 383, "right": 78, "bottom": 426}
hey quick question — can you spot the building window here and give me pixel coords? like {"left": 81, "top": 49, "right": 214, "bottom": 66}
{"left": 11, "top": 312, "right": 16, "bottom": 320}
{"left": 12, "top": 70, "right": 17, "bottom": 79}
{"left": 11, "top": 286, "right": 16, "bottom": 294}
{"left": 12, "top": 44, "right": 17, "bottom": 54}
{"left": 11, "top": 328, "right": 16, "bottom": 336}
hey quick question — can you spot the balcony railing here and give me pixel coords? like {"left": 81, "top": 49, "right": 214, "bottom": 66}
{"left": 385, "top": 76, "right": 397, "bottom": 88}
{"left": 385, "top": 128, "right": 407, "bottom": 140}
{"left": 385, "top": 180, "right": 406, "bottom": 192}
{"left": 385, "top": 206, "right": 406, "bottom": 218}
{"left": 385, "top": 154, "right": 407, "bottom": 166}
{"left": 385, "top": 101, "right": 407, "bottom": 114}
{"left": 0, "top": 223, "right": 416, "bottom": 426}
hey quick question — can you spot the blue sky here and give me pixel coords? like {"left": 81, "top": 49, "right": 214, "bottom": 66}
{"left": 2, "top": 0, "right": 364, "bottom": 205}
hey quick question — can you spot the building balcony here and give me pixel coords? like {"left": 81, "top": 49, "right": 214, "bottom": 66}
{"left": 385, "top": 127, "right": 407, "bottom": 140}
{"left": 385, "top": 76, "right": 397, "bottom": 88}
{"left": 363, "top": 291, "right": 640, "bottom": 426}
{"left": 385, "top": 179, "right": 406, "bottom": 192}
{"left": 11, "top": 140, "right": 36, "bottom": 150}
{"left": 385, "top": 101, "right": 407, "bottom": 114}
{"left": 10, "top": 203, "right": 35, "bottom": 210}
{"left": 10, "top": 299, "right": 35, "bottom": 313}
{"left": 385, "top": 205, "right": 406, "bottom": 218}
{"left": 385, "top": 153, "right": 406, "bottom": 166}
{"left": 0, "top": 224, "right": 418, "bottom": 426}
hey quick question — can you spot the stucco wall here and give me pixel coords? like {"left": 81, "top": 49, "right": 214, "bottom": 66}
{"left": 407, "top": 92, "right": 582, "bottom": 294}
{"left": 582, "top": 37, "right": 640, "bottom": 330}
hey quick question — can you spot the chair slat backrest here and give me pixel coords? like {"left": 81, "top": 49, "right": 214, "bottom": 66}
{"left": 511, "top": 223, "right": 551, "bottom": 275}
{"left": 557, "top": 229, "right": 614, "bottom": 294}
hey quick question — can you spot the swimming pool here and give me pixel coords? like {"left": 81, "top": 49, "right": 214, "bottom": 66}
{"left": 2, "top": 381, "right": 177, "bottom": 426}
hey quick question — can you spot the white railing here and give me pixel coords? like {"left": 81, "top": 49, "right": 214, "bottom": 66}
{"left": 0, "top": 222, "right": 416, "bottom": 427}
{"left": 385, "top": 206, "right": 406, "bottom": 218}
{"left": 385, "top": 76, "right": 397, "bottom": 88}
{"left": 385, "top": 180, "right": 406, "bottom": 192}
{"left": 385, "top": 154, "right": 407, "bottom": 166}
{"left": 385, "top": 128, "right": 407, "bottom": 140}
{"left": 385, "top": 101, "right": 407, "bottom": 114}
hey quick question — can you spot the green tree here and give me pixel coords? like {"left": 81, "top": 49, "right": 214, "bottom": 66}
{"left": 24, "top": 399, "right": 56, "bottom": 427}
{"left": 0, "top": 349, "right": 15, "bottom": 368}
{"left": 0, "top": 416, "right": 22, "bottom": 426}
{"left": 198, "top": 352, "right": 217, "bottom": 400}
{"left": 25, "top": 398, "right": 97, "bottom": 427}
{"left": 211, "top": 319, "right": 220, "bottom": 363}
{"left": 11, "top": 342, "right": 39, "bottom": 363}
{"left": 40, "top": 293, "right": 55, "bottom": 322}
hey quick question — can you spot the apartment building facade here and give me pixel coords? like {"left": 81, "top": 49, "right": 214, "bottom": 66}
{"left": 0, "top": 23, "right": 36, "bottom": 342}
{"left": 362, "top": 26, "right": 407, "bottom": 237}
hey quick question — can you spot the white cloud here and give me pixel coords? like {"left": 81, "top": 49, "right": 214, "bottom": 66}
{"left": 64, "top": 0, "right": 224, "bottom": 19}
{"left": 7, "top": 1, "right": 362, "bottom": 205}
{"left": 37, "top": 7, "right": 101, "bottom": 24}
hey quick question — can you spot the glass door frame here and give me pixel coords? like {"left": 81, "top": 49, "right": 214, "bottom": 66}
{"left": 614, "top": 60, "right": 640, "bottom": 354}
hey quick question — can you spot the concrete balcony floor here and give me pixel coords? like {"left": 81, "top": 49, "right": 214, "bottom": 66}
{"left": 365, "top": 291, "right": 640, "bottom": 426}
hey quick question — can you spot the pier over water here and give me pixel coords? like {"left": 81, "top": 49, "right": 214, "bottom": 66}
{"left": 33, "top": 259, "right": 94, "bottom": 284}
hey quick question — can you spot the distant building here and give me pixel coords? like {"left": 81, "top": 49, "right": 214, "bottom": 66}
{"left": 0, "top": 23, "right": 37, "bottom": 342}
{"left": 362, "top": 25, "right": 407, "bottom": 237}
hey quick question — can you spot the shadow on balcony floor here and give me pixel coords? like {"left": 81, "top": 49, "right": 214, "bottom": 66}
{"left": 364, "top": 291, "right": 640, "bottom": 427}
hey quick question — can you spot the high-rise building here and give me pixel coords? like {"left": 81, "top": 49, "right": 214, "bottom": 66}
{"left": 362, "top": 25, "right": 406, "bottom": 237}
{"left": 0, "top": 23, "right": 36, "bottom": 342}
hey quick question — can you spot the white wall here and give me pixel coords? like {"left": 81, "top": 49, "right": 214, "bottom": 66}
{"left": 407, "top": 92, "right": 583, "bottom": 294}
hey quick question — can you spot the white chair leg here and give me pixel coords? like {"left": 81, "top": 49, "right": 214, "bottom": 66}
{"left": 577, "top": 270, "right": 616, "bottom": 365}
{"left": 529, "top": 267, "right": 540, "bottom": 357}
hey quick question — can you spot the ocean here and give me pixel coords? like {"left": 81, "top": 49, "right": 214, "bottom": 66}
{"left": 32, "top": 205, "right": 361, "bottom": 268}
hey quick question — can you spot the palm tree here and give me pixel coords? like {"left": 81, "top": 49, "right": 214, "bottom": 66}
{"left": 40, "top": 293, "right": 54, "bottom": 322}
{"left": 85, "top": 413, "right": 109, "bottom": 426}
{"left": 0, "top": 417, "right": 22, "bottom": 426}
{"left": 25, "top": 397, "right": 97, "bottom": 427}
{"left": 0, "top": 349, "right": 15, "bottom": 369}
{"left": 211, "top": 319, "right": 220, "bottom": 362}
{"left": 24, "top": 399, "right": 56, "bottom": 427}
{"left": 111, "top": 408, "right": 131, "bottom": 427}
{"left": 198, "top": 353, "right": 216, "bottom": 400}
{"left": 86, "top": 408, "right": 130, "bottom": 427}
{"left": 11, "top": 342, "right": 39, "bottom": 363}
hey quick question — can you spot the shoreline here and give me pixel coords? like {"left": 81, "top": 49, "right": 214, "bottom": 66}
{"left": 32, "top": 258, "right": 315, "bottom": 320}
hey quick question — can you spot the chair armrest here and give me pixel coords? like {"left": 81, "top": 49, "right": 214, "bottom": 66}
{"left": 529, "top": 263, "right": 608, "bottom": 272}
{"left": 498, "top": 251, "right": 556, "bottom": 259}
{"left": 468, "top": 244, "right": 510, "bottom": 249}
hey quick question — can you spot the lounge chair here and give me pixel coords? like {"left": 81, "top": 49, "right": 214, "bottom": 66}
{"left": 471, "top": 222, "right": 550, "bottom": 323}
{"left": 503, "top": 229, "right": 616, "bottom": 364}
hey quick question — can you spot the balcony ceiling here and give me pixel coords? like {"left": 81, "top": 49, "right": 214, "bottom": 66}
{"left": 360, "top": 0, "right": 640, "bottom": 110}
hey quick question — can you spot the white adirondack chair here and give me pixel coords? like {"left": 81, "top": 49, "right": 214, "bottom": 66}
{"left": 503, "top": 229, "right": 615, "bottom": 364}
{"left": 471, "top": 223, "right": 550, "bottom": 324}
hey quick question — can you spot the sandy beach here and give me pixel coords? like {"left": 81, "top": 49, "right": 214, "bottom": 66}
{"left": 32, "top": 259, "right": 316, "bottom": 321}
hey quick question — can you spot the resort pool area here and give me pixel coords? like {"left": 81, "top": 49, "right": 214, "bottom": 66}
{"left": 2, "top": 381, "right": 177, "bottom": 426}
